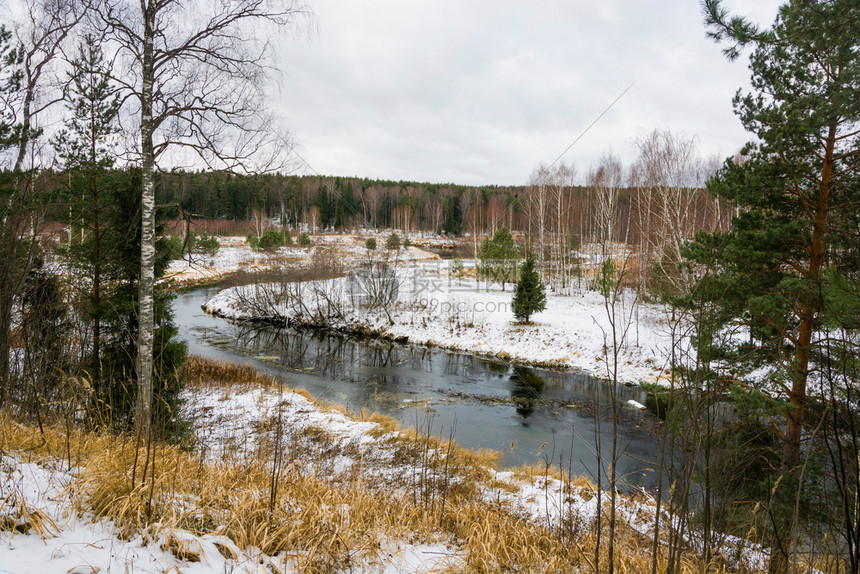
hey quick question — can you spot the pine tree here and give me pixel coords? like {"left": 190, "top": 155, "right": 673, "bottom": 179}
{"left": 478, "top": 227, "right": 521, "bottom": 291}
{"left": 690, "top": 1, "right": 860, "bottom": 569}
{"left": 53, "top": 37, "right": 187, "bottom": 435}
{"left": 512, "top": 255, "right": 546, "bottom": 323}
{"left": 52, "top": 35, "right": 121, "bottom": 398}
{"left": 95, "top": 169, "right": 188, "bottom": 436}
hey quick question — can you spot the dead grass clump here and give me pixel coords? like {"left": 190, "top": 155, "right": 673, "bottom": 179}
{"left": 0, "top": 499, "right": 58, "bottom": 540}
{"left": 183, "top": 355, "right": 280, "bottom": 390}
{"left": 359, "top": 409, "right": 400, "bottom": 435}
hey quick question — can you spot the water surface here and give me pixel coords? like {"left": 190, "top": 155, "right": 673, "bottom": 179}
{"left": 174, "top": 286, "right": 668, "bottom": 489}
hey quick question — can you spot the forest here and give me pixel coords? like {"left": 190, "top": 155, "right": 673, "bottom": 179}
{"left": 0, "top": 0, "right": 859, "bottom": 573}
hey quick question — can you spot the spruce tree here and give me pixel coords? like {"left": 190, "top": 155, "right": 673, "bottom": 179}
{"left": 689, "top": 1, "right": 860, "bottom": 569}
{"left": 96, "top": 170, "right": 187, "bottom": 437}
{"left": 512, "top": 255, "right": 546, "bottom": 323}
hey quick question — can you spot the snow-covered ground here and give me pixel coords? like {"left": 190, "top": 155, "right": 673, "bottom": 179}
{"left": 0, "top": 379, "right": 662, "bottom": 574}
{"left": 164, "top": 233, "right": 440, "bottom": 289}
{"left": 0, "top": 452, "right": 466, "bottom": 573}
{"left": 203, "top": 260, "right": 682, "bottom": 386}
{"left": 2, "top": 370, "right": 780, "bottom": 573}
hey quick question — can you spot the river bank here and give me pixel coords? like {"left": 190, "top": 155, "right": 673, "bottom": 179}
{"left": 0, "top": 356, "right": 771, "bottom": 574}
{"left": 202, "top": 264, "right": 682, "bottom": 387}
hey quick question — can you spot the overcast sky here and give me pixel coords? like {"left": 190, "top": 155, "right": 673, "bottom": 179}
{"left": 273, "top": 0, "right": 783, "bottom": 186}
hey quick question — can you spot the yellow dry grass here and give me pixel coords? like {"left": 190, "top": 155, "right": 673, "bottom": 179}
{"left": 1, "top": 357, "right": 835, "bottom": 573}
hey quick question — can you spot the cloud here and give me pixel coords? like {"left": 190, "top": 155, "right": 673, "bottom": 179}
{"left": 271, "top": 0, "right": 782, "bottom": 185}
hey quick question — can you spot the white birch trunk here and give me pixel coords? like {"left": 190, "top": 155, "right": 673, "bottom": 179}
{"left": 135, "top": 1, "right": 155, "bottom": 437}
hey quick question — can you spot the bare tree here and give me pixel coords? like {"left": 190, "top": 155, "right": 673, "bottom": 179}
{"left": 86, "top": 0, "right": 311, "bottom": 436}
{"left": 526, "top": 163, "right": 549, "bottom": 267}
{"left": 632, "top": 129, "right": 705, "bottom": 293}
{"left": 588, "top": 151, "right": 623, "bottom": 249}
{"left": 11, "top": 0, "right": 82, "bottom": 171}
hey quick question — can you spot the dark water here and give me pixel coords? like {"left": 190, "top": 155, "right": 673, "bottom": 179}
{"left": 173, "top": 286, "right": 668, "bottom": 489}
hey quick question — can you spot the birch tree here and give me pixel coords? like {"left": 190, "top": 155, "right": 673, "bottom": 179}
{"left": 11, "top": 0, "right": 81, "bottom": 171}
{"left": 86, "top": 0, "right": 309, "bottom": 435}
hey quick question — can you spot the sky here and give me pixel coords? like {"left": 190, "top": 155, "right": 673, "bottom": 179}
{"left": 271, "top": 0, "right": 784, "bottom": 186}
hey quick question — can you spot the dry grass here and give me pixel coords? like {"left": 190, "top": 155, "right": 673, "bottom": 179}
{"left": 183, "top": 356, "right": 321, "bottom": 408}
{"left": 1, "top": 358, "right": 832, "bottom": 573}
{"left": 183, "top": 355, "right": 280, "bottom": 390}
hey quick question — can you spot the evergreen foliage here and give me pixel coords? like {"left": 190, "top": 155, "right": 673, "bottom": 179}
{"left": 477, "top": 227, "right": 521, "bottom": 291}
{"left": 451, "top": 256, "right": 464, "bottom": 282}
{"left": 257, "top": 229, "right": 283, "bottom": 251}
{"left": 51, "top": 35, "right": 122, "bottom": 405}
{"left": 20, "top": 263, "right": 70, "bottom": 417}
{"left": 512, "top": 255, "right": 546, "bottom": 323}
{"left": 96, "top": 171, "right": 187, "bottom": 437}
{"left": 189, "top": 232, "right": 220, "bottom": 256}
{"left": 596, "top": 256, "right": 617, "bottom": 297}
{"left": 385, "top": 232, "right": 401, "bottom": 250}
{"left": 50, "top": 40, "right": 187, "bottom": 435}
{"left": 689, "top": 0, "right": 860, "bottom": 567}
{"left": 365, "top": 237, "right": 376, "bottom": 250}
{"left": 0, "top": 24, "right": 23, "bottom": 149}
{"left": 298, "top": 232, "right": 311, "bottom": 246}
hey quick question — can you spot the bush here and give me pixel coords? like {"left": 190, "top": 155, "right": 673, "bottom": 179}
{"left": 477, "top": 227, "right": 520, "bottom": 291}
{"left": 451, "top": 256, "right": 465, "bottom": 280}
{"left": 282, "top": 228, "right": 293, "bottom": 245}
{"left": 365, "top": 237, "right": 377, "bottom": 250}
{"left": 258, "top": 229, "right": 284, "bottom": 251}
{"left": 403, "top": 237, "right": 412, "bottom": 248}
{"left": 246, "top": 232, "right": 259, "bottom": 250}
{"left": 192, "top": 232, "right": 220, "bottom": 256}
{"left": 596, "top": 256, "right": 617, "bottom": 296}
{"left": 386, "top": 232, "right": 401, "bottom": 250}
{"left": 162, "top": 234, "right": 184, "bottom": 260}
{"left": 298, "top": 232, "right": 311, "bottom": 246}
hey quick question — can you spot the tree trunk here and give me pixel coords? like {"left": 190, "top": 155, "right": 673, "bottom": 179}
{"left": 769, "top": 123, "right": 836, "bottom": 574}
{"left": 135, "top": 1, "right": 156, "bottom": 438}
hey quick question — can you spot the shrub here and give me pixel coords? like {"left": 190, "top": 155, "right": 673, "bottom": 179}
{"left": 451, "top": 256, "right": 465, "bottom": 281}
{"left": 162, "top": 234, "right": 184, "bottom": 260}
{"left": 192, "top": 232, "right": 220, "bottom": 256}
{"left": 477, "top": 227, "right": 520, "bottom": 291}
{"left": 298, "top": 232, "right": 311, "bottom": 246}
{"left": 386, "top": 232, "right": 401, "bottom": 250}
{"left": 365, "top": 237, "right": 377, "bottom": 250}
{"left": 596, "top": 256, "right": 617, "bottom": 296}
{"left": 403, "top": 237, "right": 412, "bottom": 248}
{"left": 246, "top": 232, "right": 259, "bottom": 250}
{"left": 258, "top": 229, "right": 284, "bottom": 251}
{"left": 282, "top": 228, "right": 293, "bottom": 245}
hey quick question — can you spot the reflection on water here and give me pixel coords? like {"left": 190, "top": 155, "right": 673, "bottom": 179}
{"left": 174, "top": 286, "right": 672, "bottom": 489}
{"left": 510, "top": 367, "right": 545, "bottom": 418}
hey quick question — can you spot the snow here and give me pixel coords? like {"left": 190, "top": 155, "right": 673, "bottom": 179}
{"left": 0, "top": 234, "right": 778, "bottom": 571}
{"left": 0, "top": 449, "right": 466, "bottom": 573}
{"left": 203, "top": 260, "right": 681, "bottom": 386}
{"left": 2, "top": 376, "right": 782, "bottom": 573}
{"left": 163, "top": 233, "right": 440, "bottom": 289}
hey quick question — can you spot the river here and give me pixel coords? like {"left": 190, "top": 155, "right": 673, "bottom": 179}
{"left": 173, "top": 285, "right": 668, "bottom": 489}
